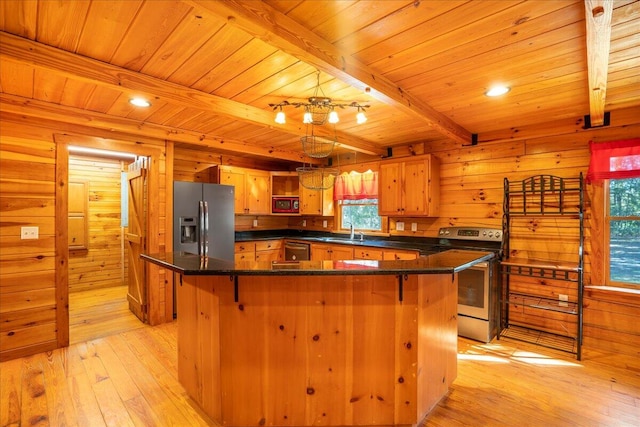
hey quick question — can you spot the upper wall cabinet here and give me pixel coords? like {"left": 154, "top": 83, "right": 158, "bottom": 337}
{"left": 299, "top": 185, "right": 334, "bottom": 217}
{"left": 211, "top": 165, "right": 270, "bottom": 215}
{"left": 378, "top": 154, "right": 440, "bottom": 217}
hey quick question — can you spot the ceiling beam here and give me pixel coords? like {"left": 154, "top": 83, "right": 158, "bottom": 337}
{"left": 0, "top": 31, "right": 384, "bottom": 158}
{"left": 584, "top": 0, "right": 613, "bottom": 127}
{"left": 0, "top": 93, "right": 319, "bottom": 164}
{"left": 193, "top": 0, "right": 473, "bottom": 145}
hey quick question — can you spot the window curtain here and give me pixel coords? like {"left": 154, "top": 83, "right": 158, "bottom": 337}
{"left": 586, "top": 138, "right": 640, "bottom": 183}
{"left": 333, "top": 170, "right": 378, "bottom": 200}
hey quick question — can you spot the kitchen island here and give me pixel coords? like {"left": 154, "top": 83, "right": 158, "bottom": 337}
{"left": 142, "top": 250, "right": 493, "bottom": 427}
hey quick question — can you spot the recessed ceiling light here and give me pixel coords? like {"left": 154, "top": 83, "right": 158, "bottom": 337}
{"left": 129, "top": 97, "right": 151, "bottom": 107}
{"left": 485, "top": 86, "right": 511, "bottom": 97}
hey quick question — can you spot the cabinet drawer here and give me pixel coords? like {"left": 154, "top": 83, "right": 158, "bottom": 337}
{"left": 235, "top": 242, "right": 256, "bottom": 253}
{"left": 354, "top": 248, "right": 384, "bottom": 260}
{"left": 255, "top": 240, "right": 282, "bottom": 251}
{"left": 235, "top": 252, "right": 255, "bottom": 262}
{"left": 383, "top": 250, "right": 418, "bottom": 260}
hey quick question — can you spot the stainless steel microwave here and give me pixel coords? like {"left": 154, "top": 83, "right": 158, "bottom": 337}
{"left": 272, "top": 196, "right": 299, "bottom": 213}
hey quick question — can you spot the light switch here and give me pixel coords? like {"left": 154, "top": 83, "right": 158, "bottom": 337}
{"left": 396, "top": 222, "right": 405, "bottom": 231}
{"left": 21, "top": 226, "right": 39, "bottom": 240}
{"left": 252, "top": 219, "right": 258, "bottom": 227}
{"left": 323, "top": 220, "right": 328, "bottom": 228}
{"left": 302, "top": 220, "right": 307, "bottom": 227}
{"left": 411, "top": 222, "right": 418, "bottom": 232}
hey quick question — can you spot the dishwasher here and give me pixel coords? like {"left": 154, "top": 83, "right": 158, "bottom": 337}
{"left": 284, "top": 242, "right": 310, "bottom": 261}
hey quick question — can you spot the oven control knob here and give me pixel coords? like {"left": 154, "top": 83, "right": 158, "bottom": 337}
{"left": 495, "top": 232, "right": 501, "bottom": 239}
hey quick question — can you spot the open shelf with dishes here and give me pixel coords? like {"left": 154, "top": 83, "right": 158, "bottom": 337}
{"left": 500, "top": 174, "right": 584, "bottom": 359}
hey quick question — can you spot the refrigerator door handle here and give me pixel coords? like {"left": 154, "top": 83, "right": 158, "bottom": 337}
{"left": 199, "top": 200, "right": 205, "bottom": 256}
{"left": 203, "top": 201, "right": 209, "bottom": 257}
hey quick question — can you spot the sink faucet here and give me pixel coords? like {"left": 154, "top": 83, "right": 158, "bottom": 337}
{"left": 349, "top": 223, "right": 355, "bottom": 240}
{"left": 358, "top": 231, "right": 364, "bottom": 241}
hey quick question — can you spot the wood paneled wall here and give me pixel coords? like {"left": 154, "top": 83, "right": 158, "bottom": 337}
{"left": 0, "top": 127, "right": 59, "bottom": 360}
{"left": 0, "top": 115, "right": 171, "bottom": 361}
{"left": 68, "top": 155, "right": 128, "bottom": 293}
{"left": 1, "top": 113, "right": 638, "bottom": 361}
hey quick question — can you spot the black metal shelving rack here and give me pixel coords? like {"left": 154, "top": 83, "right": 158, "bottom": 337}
{"left": 500, "top": 174, "right": 584, "bottom": 360}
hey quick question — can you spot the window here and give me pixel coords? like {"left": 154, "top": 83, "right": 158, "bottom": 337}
{"left": 606, "top": 177, "right": 640, "bottom": 285}
{"left": 340, "top": 198, "right": 382, "bottom": 231}
{"left": 334, "top": 170, "right": 382, "bottom": 232}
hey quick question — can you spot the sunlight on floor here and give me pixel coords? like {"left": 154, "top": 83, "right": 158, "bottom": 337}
{"left": 458, "top": 342, "right": 582, "bottom": 367}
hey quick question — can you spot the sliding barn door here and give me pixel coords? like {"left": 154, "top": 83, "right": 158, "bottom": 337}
{"left": 126, "top": 159, "right": 148, "bottom": 322}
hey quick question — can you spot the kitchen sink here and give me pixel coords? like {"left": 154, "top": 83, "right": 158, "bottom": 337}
{"left": 319, "top": 237, "right": 365, "bottom": 245}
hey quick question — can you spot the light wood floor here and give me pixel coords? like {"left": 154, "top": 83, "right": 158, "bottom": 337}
{"left": 2, "top": 288, "right": 639, "bottom": 426}
{"left": 69, "top": 285, "right": 146, "bottom": 345}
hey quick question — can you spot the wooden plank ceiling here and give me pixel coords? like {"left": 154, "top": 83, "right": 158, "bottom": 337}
{"left": 0, "top": 0, "right": 638, "bottom": 166}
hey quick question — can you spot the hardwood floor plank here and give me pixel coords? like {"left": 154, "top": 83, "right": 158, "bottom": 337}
{"left": 20, "top": 356, "right": 48, "bottom": 426}
{"left": 67, "top": 372, "right": 106, "bottom": 426}
{"left": 42, "top": 351, "right": 79, "bottom": 427}
{"left": 0, "top": 358, "right": 22, "bottom": 426}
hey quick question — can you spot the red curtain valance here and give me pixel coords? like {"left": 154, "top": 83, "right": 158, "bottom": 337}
{"left": 333, "top": 170, "right": 378, "bottom": 200}
{"left": 586, "top": 138, "right": 640, "bottom": 183}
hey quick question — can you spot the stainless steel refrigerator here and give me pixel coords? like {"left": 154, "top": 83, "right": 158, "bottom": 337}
{"left": 173, "top": 181, "right": 234, "bottom": 261}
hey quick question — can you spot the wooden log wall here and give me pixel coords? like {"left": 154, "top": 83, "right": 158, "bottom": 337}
{"left": 68, "top": 155, "right": 128, "bottom": 293}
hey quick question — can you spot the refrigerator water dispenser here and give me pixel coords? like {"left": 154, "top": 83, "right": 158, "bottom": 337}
{"left": 179, "top": 217, "right": 197, "bottom": 244}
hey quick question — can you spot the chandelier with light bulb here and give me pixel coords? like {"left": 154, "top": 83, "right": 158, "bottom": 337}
{"left": 269, "top": 72, "right": 369, "bottom": 190}
{"left": 269, "top": 72, "right": 370, "bottom": 127}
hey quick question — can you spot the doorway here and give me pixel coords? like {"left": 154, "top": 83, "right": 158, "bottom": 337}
{"left": 67, "top": 148, "right": 146, "bottom": 344}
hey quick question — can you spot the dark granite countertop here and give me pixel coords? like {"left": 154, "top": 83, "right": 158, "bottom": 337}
{"left": 141, "top": 249, "right": 494, "bottom": 276}
{"left": 233, "top": 229, "right": 500, "bottom": 256}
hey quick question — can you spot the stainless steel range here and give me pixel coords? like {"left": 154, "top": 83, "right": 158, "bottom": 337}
{"left": 438, "top": 227, "right": 503, "bottom": 343}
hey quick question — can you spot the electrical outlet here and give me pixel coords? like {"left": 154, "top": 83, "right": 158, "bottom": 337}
{"left": 302, "top": 220, "right": 307, "bottom": 227}
{"left": 21, "top": 226, "right": 39, "bottom": 240}
{"left": 323, "top": 220, "right": 328, "bottom": 228}
{"left": 411, "top": 222, "right": 418, "bottom": 232}
{"left": 252, "top": 219, "right": 258, "bottom": 227}
{"left": 396, "top": 222, "right": 405, "bottom": 231}
{"left": 558, "top": 294, "right": 569, "bottom": 307}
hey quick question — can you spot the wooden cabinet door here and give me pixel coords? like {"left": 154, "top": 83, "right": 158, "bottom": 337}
{"left": 218, "top": 166, "right": 246, "bottom": 214}
{"left": 255, "top": 249, "right": 282, "bottom": 262}
{"left": 330, "top": 245, "right": 354, "bottom": 260}
{"left": 246, "top": 170, "right": 270, "bottom": 215}
{"left": 378, "top": 161, "right": 403, "bottom": 216}
{"left": 299, "top": 185, "right": 321, "bottom": 215}
{"left": 379, "top": 155, "right": 440, "bottom": 217}
{"left": 68, "top": 180, "right": 88, "bottom": 249}
{"left": 403, "top": 159, "right": 427, "bottom": 216}
{"left": 311, "top": 244, "right": 332, "bottom": 261}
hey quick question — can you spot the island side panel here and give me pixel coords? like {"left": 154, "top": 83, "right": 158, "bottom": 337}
{"left": 177, "top": 275, "right": 223, "bottom": 420}
{"left": 416, "top": 273, "right": 458, "bottom": 419}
